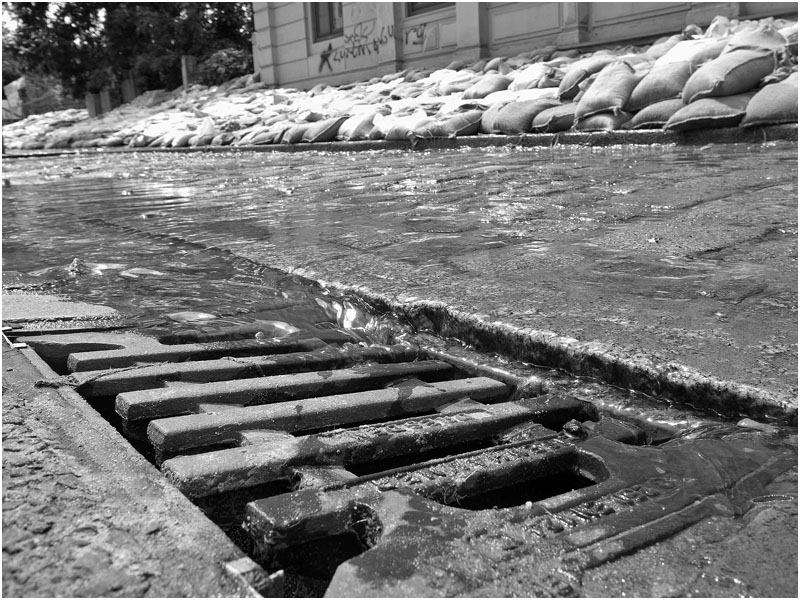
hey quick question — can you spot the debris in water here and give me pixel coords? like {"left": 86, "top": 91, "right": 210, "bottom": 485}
{"left": 168, "top": 311, "right": 219, "bottom": 323}
{"left": 120, "top": 267, "right": 166, "bottom": 278}
{"left": 736, "top": 418, "right": 779, "bottom": 434}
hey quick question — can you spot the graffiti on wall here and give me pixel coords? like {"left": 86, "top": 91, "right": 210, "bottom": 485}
{"left": 318, "top": 20, "right": 428, "bottom": 72}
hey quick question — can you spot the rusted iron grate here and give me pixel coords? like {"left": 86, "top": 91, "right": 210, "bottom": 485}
{"left": 9, "top": 323, "right": 796, "bottom": 598}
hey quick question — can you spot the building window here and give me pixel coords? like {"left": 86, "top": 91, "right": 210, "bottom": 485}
{"left": 312, "top": 3, "right": 343, "bottom": 41}
{"left": 407, "top": 3, "right": 453, "bottom": 16}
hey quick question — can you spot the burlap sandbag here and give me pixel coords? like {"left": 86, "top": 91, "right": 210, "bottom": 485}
{"left": 627, "top": 61, "right": 693, "bottom": 111}
{"left": 509, "top": 63, "right": 557, "bottom": 91}
{"left": 480, "top": 101, "right": 510, "bottom": 134}
{"left": 530, "top": 104, "right": 576, "bottom": 133}
{"left": 574, "top": 111, "right": 632, "bottom": 131}
{"left": 665, "top": 92, "right": 754, "bottom": 131}
{"left": 575, "top": 61, "right": 642, "bottom": 119}
{"left": 628, "top": 98, "right": 686, "bottom": 129}
{"left": 557, "top": 54, "right": 618, "bottom": 100}
{"left": 740, "top": 72, "right": 798, "bottom": 127}
{"left": 722, "top": 23, "right": 788, "bottom": 54}
{"left": 492, "top": 98, "right": 562, "bottom": 133}
{"left": 412, "top": 109, "right": 484, "bottom": 139}
{"left": 682, "top": 48, "right": 776, "bottom": 103}
{"left": 281, "top": 122, "right": 313, "bottom": 144}
{"left": 645, "top": 34, "right": 685, "bottom": 60}
{"left": 462, "top": 74, "right": 513, "bottom": 99}
{"left": 483, "top": 57, "right": 507, "bottom": 73}
{"left": 337, "top": 112, "right": 379, "bottom": 141}
{"left": 301, "top": 116, "right": 348, "bottom": 143}
{"left": 654, "top": 37, "right": 728, "bottom": 68}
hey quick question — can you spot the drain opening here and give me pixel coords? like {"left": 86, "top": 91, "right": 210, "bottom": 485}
{"left": 251, "top": 501, "right": 383, "bottom": 597}
{"left": 346, "top": 437, "right": 491, "bottom": 476}
{"left": 449, "top": 469, "right": 596, "bottom": 510}
{"left": 9, "top": 323, "right": 635, "bottom": 598}
{"left": 195, "top": 480, "right": 297, "bottom": 554}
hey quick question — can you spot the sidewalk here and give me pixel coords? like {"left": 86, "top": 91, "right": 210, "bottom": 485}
{"left": 2, "top": 298, "right": 266, "bottom": 597}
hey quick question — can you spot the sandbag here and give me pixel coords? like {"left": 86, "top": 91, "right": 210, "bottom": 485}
{"left": 628, "top": 99, "right": 686, "bottom": 129}
{"left": 645, "top": 34, "right": 685, "bottom": 60}
{"left": 480, "top": 101, "right": 510, "bottom": 133}
{"left": 483, "top": 57, "right": 506, "bottom": 73}
{"left": 249, "top": 129, "right": 281, "bottom": 145}
{"left": 682, "top": 48, "right": 777, "bottom": 103}
{"left": 170, "top": 132, "right": 194, "bottom": 148}
{"left": 492, "top": 98, "right": 562, "bottom": 133}
{"left": 705, "top": 15, "right": 733, "bottom": 38}
{"left": 210, "top": 132, "right": 235, "bottom": 146}
{"left": 780, "top": 23, "right": 798, "bottom": 56}
{"left": 740, "top": 72, "right": 798, "bottom": 127}
{"left": 383, "top": 113, "right": 435, "bottom": 141}
{"left": 530, "top": 104, "right": 576, "bottom": 133}
{"left": 301, "top": 116, "right": 348, "bottom": 143}
{"left": 574, "top": 111, "right": 632, "bottom": 131}
{"left": 367, "top": 125, "right": 384, "bottom": 140}
{"left": 551, "top": 48, "right": 581, "bottom": 59}
{"left": 188, "top": 133, "right": 215, "bottom": 147}
{"left": 509, "top": 63, "right": 556, "bottom": 91}
{"left": 665, "top": 92, "right": 754, "bottom": 131}
{"left": 654, "top": 38, "right": 728, "bottom": 68}
{"left": 281, "top": 122, "right": 312, "bottom": 144}
{"left": 575, "top": 61, "right": 642, "bottom": 119}
{"left": 412, "top": 109, "right": 484, "bottom": 139}
{"left": 440, "top": 109, "right": 484, "bottom": 136}
{"left": 627, "top": 61, "right": 693, "bottom": 111}
{"left": 527, "top": 45, "right": 557, "bottom": 61}
{"left": 337, "top": 112, "right": 379, "bottom": 141}
{"left": 723, "top": 23, "right": 788, "bottom": 53}
{"left": 558, "top": 54, "right": 618, "bottom": 100}
{"left": 462, "top": 74, "right": 512, "bottom": 99}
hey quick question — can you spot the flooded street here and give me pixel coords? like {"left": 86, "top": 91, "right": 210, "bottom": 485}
{"left": 2, "top": 141, "right": 797, "bottom": 598}
{"left": 3, "top": 142, "right": 797, "bottom": 406}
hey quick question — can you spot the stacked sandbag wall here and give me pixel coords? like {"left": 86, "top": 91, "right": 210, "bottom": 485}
{"left": 2, "top": 15, "right": 796, "bottom": 151}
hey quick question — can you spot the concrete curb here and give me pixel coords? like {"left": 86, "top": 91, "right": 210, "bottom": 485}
{"left": 3, "top": 124, "right": 797, "bottom": 159}
{"left": 280, "top": 267, "right": 798, "bottom": 425}
{"left": 1, "top": 340, "right": 269, "bottom": 597}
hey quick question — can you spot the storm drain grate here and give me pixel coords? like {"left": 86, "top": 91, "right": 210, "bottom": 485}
{"left": 8, "top": 323, "right": 796, "bottom": 598}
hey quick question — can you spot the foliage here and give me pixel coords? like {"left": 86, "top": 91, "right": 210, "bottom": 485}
{"left": 196, "top": 48, "right": 253, "bottom": 86}
{"left": 2, "top": 2, "right": 254, "bottom": 98}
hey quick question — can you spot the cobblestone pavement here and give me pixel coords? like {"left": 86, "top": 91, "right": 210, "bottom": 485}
{"left": 5, "top": 139, "right": 794, "bottom": 414}
{"left": 1, "top": 345, "right": 249, "bottom": 597}
{"left": 2, "top": 138, "right": 797, "bottom": 597}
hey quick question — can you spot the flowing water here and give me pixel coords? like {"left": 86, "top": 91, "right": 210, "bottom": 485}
{"left": 3, "top": 143, "right": 795, "bottom": 324}
{"left": 2, "top": 143, "right": 797, "bottom": 597}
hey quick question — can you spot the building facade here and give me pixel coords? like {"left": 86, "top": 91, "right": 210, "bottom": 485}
{"left": 251, "top": 2, "right": 797, "bottom": 90}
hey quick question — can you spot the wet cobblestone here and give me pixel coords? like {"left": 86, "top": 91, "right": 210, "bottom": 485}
{"left": 5, "top": 141, "right": 794, "bottom": 411}
{"left": 1, "top": 348, "right": 248, "bottom": 598}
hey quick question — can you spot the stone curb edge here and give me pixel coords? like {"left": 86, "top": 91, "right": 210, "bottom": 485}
{"left": 281, "top": 266, "right": 798, "bottom": 426}
{"left": 4, "top": 124, "right": 797, "bottom": 159}
{"left": 1, "top": 342, "right": 269, "bottom": 598}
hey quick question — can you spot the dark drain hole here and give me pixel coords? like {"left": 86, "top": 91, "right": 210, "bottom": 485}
{"left": 195, "top": 480, "right": 297, "bottom": 554}
{"left": 449, "top": 470, "right": 595, "bottom": 510}
{"left": 254, "top": 503, "right": 382, "bottom": 597}
{"left": 346, "top": 438, "right": 490, "bottom": 476}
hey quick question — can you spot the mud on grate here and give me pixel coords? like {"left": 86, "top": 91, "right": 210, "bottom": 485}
{"left": 7, "top": 321, "right": 796, "bottom": 597}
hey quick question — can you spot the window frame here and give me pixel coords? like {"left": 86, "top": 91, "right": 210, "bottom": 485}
{"left": 311, "top": 2, "right": 344, "bottom": 42}
{"left": 406, "top": 2, "right": 454, "bottom": 17}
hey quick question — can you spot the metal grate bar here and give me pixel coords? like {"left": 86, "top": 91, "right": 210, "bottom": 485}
{"left": 75, "top": 344, "right": 420, "bottom": 398}
{"left": 160, "top": 399, "right": 554, "bottom": 498}
{"left": 148, "top": 377, "right": 511, "bottom": 457}
{"left": 68, "top": 337, "right": 337, "bottom": 371}
{"left": 117, "top": 360, "right": 456, "bottom": 422}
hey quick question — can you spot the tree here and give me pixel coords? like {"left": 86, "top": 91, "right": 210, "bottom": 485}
{"left": 2, "top": 2, "right": 253, "bottom": 98}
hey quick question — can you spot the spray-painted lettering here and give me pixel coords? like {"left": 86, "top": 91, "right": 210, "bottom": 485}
{"left": 319, "top": 20, "right": 428, "bottom": 72}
